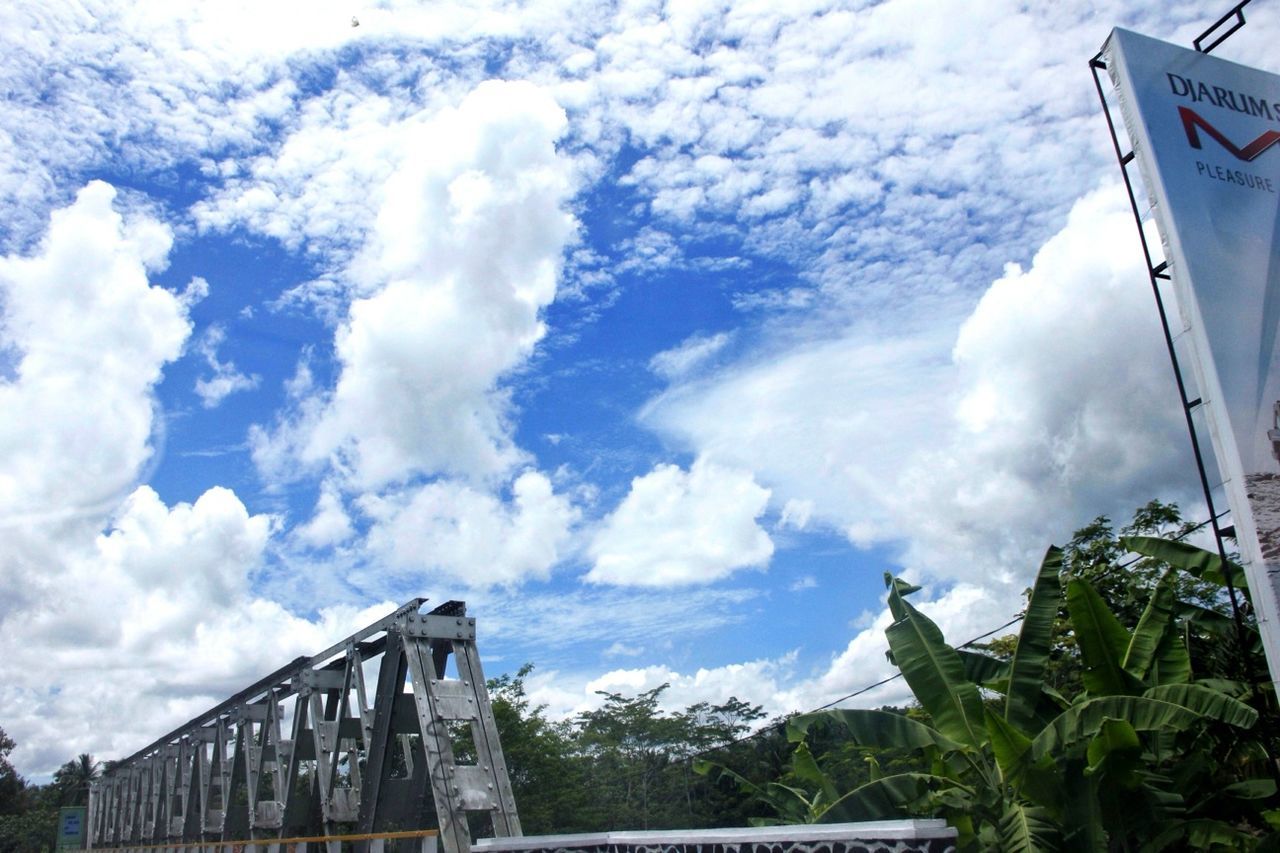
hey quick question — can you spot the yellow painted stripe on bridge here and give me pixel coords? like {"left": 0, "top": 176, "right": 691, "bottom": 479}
{"left": 105, "top": 827, "right": 439, "bottom": 849}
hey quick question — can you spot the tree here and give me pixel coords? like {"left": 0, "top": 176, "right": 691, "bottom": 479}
{"left": 0, "top": 727, "right": 58, "bottom": 853}
{"left": 571, "top": 683, "right": 769, "bottom": 830}
{"left": 487, "top": 667, "right": 768, "bottom": 833}
{"left": 0, "top": 729, "right": 24, "bottom": 818}
{"left": 574, "top": 684, "right": 704, "bottom": 829}
{"left": 0, "top": 808, "right": 58, "bottom": 853}
{"left": 52, "top": 754, "right": 99, "bottom": 807}
{"left": 983, "top": 500, "right": 1253, "bottom": 699}
{"left": 487, "top": 665, "right": 591, "bottom": 834}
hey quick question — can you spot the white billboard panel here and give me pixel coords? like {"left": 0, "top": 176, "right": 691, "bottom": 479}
{"left": 1104, "top": 28, "right": 1280, "bottom": 684}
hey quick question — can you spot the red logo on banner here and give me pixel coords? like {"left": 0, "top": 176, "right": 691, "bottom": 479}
{"left": 1180, "top": 106, "right": 1280, "bottom": 161}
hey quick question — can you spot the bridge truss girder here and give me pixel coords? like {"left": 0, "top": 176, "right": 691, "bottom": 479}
{"left": 88, "top": 599, "right": 521, "bottom": 853}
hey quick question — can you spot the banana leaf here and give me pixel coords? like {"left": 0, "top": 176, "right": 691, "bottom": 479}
{"left": 1123, "top": 568, "right": 1180, "bottom": 682}
{"left": 1084, "top": 718, "right": 1141, "bottom": 784}
{"left": 1142, "top": 683, "right": 1258, "bottom": 728}
{"left": 814, "top": 772, "right": 972, "bottom": 823}
{"left": 884, "top": 572, "right": 921, "bottom": 621}
{"left": 986, "top": 709, "right": 1061, "bottom": 808}
{"left": 1067, "top": 578, "right": 1145, "bottom": 696}
{"left": 788, "top": 741, "right": 839, "bottom": 805}
{"left": 1121, "top": 535, "right": 1248, "bottom": 594}
{"left": 985, "top": 708, "right": 1032, "bottom": 775}
{"left": 1005, "top": 547, "right": 1063, "bottom": 731}
{"left": 1029, "top": 691, "right": 1257, "bottom": 763}
{"left": 1139, "top": 818, "right": 1255, "bottom": 852}
{"left": 884, "top": 582, "right": 987, "bottom": 749}
{"left": 996, "top": 801, "right": 1060, "bottom": 853}
{"left": 787, "top": 708, "right": 963, "bottom": 753}
{"left": 959, "top": 649, "right": 1008, "bottom": 688}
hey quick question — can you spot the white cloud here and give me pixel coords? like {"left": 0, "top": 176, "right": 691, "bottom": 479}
{"left": 0, "top": 483, "right": 390, "bottom": 773}
{"left": 649, "top": 331, "right": 732, "bottom": 380}
{"left": 642, "top": 316, "right": 957, "bottom": 553}
{"left": 0, "top": 182, "right": 190, "bottom": 534}
{"left": 4, "top": 0, "right": 1273, "bottom": 781}
{"left": 645, "top": 187, "right": 1193, "bottom": 588}
{"left": 360, "top": 470, "right": 579, "bottom": 589}
{"left": 586, "top": 456, "right": 773, "bottom": 587}
{"left": 524, "top": 581, "right": 1010, "bottom": 723}
{"left": 797, "top": 582, "right": 1007, "bottom": 714}
{"left": 778, "top": 498, "right": 813, "bottom": 531}
{"left": 883, "top": 188, "right": 1193, "bottom": 576}
{"left": 194, "top": 324, "right": 261, "bottom": 408}
{"left": 526, "top": 653, "right": 799, "bottom": 722}
{"left": 292, "top": 479, "right": 354, "bottom": 549}
{"left": 253, "top": 79, "right": 578, "bottom": 490}
{"left": 0, "top": 182, "right": 392, "bottom": 775}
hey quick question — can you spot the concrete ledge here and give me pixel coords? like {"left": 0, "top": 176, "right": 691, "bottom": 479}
{"left": 473, "top": 820, "right": 957, "bottom": 853}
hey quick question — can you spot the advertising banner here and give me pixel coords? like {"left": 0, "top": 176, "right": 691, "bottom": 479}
{"left": 1104, "top": 28, "right": 1280, "bottom": 683}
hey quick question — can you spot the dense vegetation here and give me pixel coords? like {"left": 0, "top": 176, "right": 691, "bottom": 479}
{"left": 0, "top": 736, "right": 96, "bottom": 852}
{"left": 698, "top": 502, "right": 1280, "bottom": 849}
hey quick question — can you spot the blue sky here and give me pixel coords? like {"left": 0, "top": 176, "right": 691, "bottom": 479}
{"left": 2, "top": 0, "right": 1276, "bottom": 777}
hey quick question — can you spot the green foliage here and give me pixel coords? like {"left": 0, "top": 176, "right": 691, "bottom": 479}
{"left": 707, "top": 503, "right": 1279, "bottom": 850}
{"left": 51, "top": 754, "right": 98, "bottom": 808}
{"left": 487, "top": 665, "right": 590, "bottom": 833}
{"left": 0, "top": 807, "right": 57, "bottom": 853}
{"left": 0, "top": 728, "right": 61, "bottom": 852}
{"left": 0, "top": 729, "right": 23, "bottom": 818}
{"left": 793, "top": 555, "right": 1267, "bottom": 848}
{"left": 488, "top": 666, "right": 769, "bottom": 832}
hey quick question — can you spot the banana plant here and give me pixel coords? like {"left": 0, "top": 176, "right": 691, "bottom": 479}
{"left": 693, "top": 739, "right": 958, "bottom": 826}
{"left": 781, "top": 547, "right": 1262, "bottom": 850}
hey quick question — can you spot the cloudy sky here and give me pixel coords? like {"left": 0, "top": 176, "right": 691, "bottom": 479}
{"left": 2, "top": 0, "right": 1275, "bottom": 778}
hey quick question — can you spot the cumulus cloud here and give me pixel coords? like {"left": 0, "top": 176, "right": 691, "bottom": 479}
{"left": 0, "top": 181, "right": 400, "bottom": 777}
{"left": 0, "top": 182, "right": 190, "bottom": 534}
{"left": 252, "top": 80, "right": 577, "bottom": 490}
{"left": 884, "top": 188, "right": 1194, "bottom": 576}
{"left": 292, "top": 479, "right": 354, "bottom": 549}
{"left": 647, "top": 187, "right": 1193, "bottom": 586}
{"left": 0, "top": 479, "right": 396, "bottom": 774}
{"left": 635, "top": 187, "right": 1202, "bottom": 716}
{"left": 4, "top": 0, "right": 1268, "bottom": 779}
{"left": 798, "top": 582, "right": 1009, "bottom": 714}
{"left": 360, "top": 471, "right": 579, "bottom": 589}
{"left": 522, "top": 579, "right": 1024, "bottom": 724}
{"left": 525, "top": 653, "right": 800, "bottom": 722}
{"left": 0, "top": 182, "right": 389, "bottom": 774}
{"left": 586, "top": 456, "right": 774, "bottom": 586}
{"left": 1, "top": 484, "right": 389, "bottom": 771}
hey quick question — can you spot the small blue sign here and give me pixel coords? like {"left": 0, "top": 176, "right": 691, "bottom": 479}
{"left": 57, "top": 806, "right": 86, "bottom": 849}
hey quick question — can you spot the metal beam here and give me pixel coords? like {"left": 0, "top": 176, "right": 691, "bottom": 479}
{"left": 89, "top": 599, "right": 520, "bottom": 853}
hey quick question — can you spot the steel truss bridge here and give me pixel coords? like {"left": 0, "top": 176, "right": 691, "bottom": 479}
{"left": 88, "top": 600, "right": 521, "bottom": 853}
